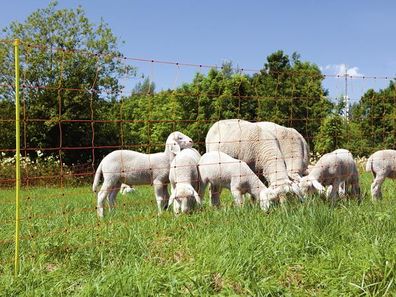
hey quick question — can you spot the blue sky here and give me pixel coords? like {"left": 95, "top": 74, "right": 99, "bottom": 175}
{"left": 1, "top": 0, "right": 395, "bottom": 102}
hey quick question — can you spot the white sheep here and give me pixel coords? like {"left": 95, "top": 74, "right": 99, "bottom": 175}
{"left": 365, "top": 149, "right": 396, "bottom": 200}
{"left": 120, "top": 183, "right": 135, "bottom": 195}
{"left": 92, "top": 131, "right": 193, "bottom": 217}
{"left": 299, "top": 149, "right": 360, "bottom": 201}
{"left": 205, "top": 119, "right": 302, "bottom": 201}
{"left": 168, "top": 148, "right": 202, "bottom": 214}
{"left": 198, "top": 151, "right": 294, "bottom": 211}
{"left": 257, "top": 122, "right": 310, "bottom": 181}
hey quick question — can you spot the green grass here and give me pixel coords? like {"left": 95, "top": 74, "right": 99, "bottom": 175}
{"left": 0, "top": 172, "right": 395, "bottom": 296}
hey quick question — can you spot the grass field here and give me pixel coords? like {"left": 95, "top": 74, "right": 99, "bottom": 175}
{"left": 0, "top": 172, "right": 395, "bottom": 296}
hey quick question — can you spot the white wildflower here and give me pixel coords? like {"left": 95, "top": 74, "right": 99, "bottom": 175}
{"left": 36, "top": 150, "right": 43, "bottom": 158}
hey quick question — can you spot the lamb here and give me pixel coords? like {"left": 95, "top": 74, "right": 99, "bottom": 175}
{"left": 120, "top": 183, "right": 135, "bottom": 195}
{"left": 198, "top": 151, "right": 292, "bottom": 211}
{"left": 256, "top": 122, "right": 310, "bottom": 181}
{"left": 299, "top": 149, "right": 360, "bottom": 201}
{"left": 205, "top": 119, "right": 302, "bottom": 201}
{"left": 168, "top": 148, "right": 202, "bottom": 214}
{"left": 365, "top": 149, "right": 396, "bottom": 200}
{"left": 92, "top": 131, "right": 193, "bottom": 217}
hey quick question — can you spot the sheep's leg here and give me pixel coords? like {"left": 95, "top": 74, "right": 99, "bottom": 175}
{"left": 259, "top": 192, "right": 271, "bottom": 212}
{"left": 231, "top": 189, "right": 244, "bottom": 207}
{"left": 352, "top": 181, "right": 361, "bottom": 202}
{"left": 350, "top": 174, "right": 361, "bottom": 201}
{"left": 209, "top": 183, "right": 222, "bottom": 207}
{"left": 338, "top": 181, "right": 346, "bottom": 198}
{"left": 197, "top": 180, "right": 206, "bottom": 203}
{"left": 97, "top": 180, "right": 112, "bottom": 218}
{"left": 163, "top": 185, "right": 170, "bottom": 208}
{"left": 108, "top": 182, "right": 121, "bottom": 212}
{"left": 245, "top": 192, "right": 254, "bottom": 203}
{"left": 154, "top": 182, "right": 169, "bottom": 212}
{"left": 371, "top": 175, "right": 385, "bottom": 200}
{"left": 327, "top": 180, "right": 341, "bottom": 204}
{"left": 326, "top": 186, "right": 333, "bottom": 198}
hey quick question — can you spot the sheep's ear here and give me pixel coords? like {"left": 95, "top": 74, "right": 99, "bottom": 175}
{"left": 169, "top": 193, "right": 176, "bottom": 206}
{"left": 169, "top": 141, "right": 181, "bottom": 155}
{"left": 312, "top": 180, "right": 324, "bottom": 193}
{"left": 193, "top": 189, "right": 202, "bottom": 205}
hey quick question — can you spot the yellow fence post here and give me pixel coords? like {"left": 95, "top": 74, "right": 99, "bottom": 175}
{"left": 14, "top": 38, "right": 21, "bottom": 277}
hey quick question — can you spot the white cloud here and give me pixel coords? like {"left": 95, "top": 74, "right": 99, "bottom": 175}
{"left": 322, "top": 64, "right": 364, "bottom": 77}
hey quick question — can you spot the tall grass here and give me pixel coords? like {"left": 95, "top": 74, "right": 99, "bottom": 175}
{"left": 0, "top": 172, "right": 395, "bottom": 296}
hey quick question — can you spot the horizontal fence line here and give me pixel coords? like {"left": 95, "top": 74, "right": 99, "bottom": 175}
{"left": 0, "top": 147, "right": 353, "bottom": 166}
{"left": 0, "top": 168, "right": 360, "bottom": 186}
{"left": 0, "top": 171, "right": 94, "bottom": 183}
{"left": 1, "top": 39, "right": 394, "bottom": 80}
{"left": 0, "top": 139, "right": 378, "bottom": 152}
{"left": 0, "top": 208, "right": 160, "bottom": 244}
{"left": 1, "top": 137, "right": 320, "bottom": 152}
{"left": 0, "top": 116, "right": 395, "bottom": 125}
{"left": 1, "top": 81, "right": 385, "bottom": 102}
{"left": 0, "top": 164, "right": 360, "bottom": 197}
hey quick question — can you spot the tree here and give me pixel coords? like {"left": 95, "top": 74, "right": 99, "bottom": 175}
{"left": 121, "top": 54, "right": 333, "bottom": 154}
{"left": 314, "top": 114, "right": 345, "bottom": 155}
{"left": 131, "top": 77, "right": 155, "bottom": 96}
{"left": 351, "top": 81, "right": 396, "bottom": 153}
{"left": 251, "top": 51, "right": 332, "bottom": 148}
{"left": 0, "top": 1, "right": 134, "bottom": 164}
{"left": 172, "top": 63, "right": 257, "bottom": 151}
{"left": 314, "top": 98, "right": 370, "bottom": 156}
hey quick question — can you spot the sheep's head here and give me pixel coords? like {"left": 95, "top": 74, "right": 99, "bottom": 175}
{"left": 169, "top": 184, "right": 201, "bottom": 214}
{"left": 165, "top": 132, "right": 193, "bottom": 155}
{"left": 259, "top": 182, "right": 303, "bottom": 211}
{"left": 299, "top": 176, "right": 324, "bottom": 196}
{"left": 172, "top": 131, "right": 193, "bottom": 147}
{"left": 120, "top": 184, "right": 135, "bottom": 195}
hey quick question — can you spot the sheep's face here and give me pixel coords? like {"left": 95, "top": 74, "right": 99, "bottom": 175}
{"left": 299, "top": 177, "right": 315, "bottom": 195}
{"left": 120, "top": 184, "right": 135, "bottom": 195}
{"left": 173, "top": 197, "right": 194, "bottom": 214}
{"left": 259, "top": 181, "right": 304, "bottom": 211}
{"left": 171, "top": 185, "right": 197, "bottom": 214}
{"left": 166, "top": 132, "right": 193, "bottom": 155}
{"left": 172, "top": 132, "right": 193, "bottom": 149}
{"left": 299, "top": 177, "right": 323, "bottom": 195}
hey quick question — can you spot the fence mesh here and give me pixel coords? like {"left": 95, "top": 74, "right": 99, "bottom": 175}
{"left": 0, "top": 39, "right": 395, "bottom": 271}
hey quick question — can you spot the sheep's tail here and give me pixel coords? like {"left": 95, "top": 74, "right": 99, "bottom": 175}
{"left": 92, "top": 162, "right": 103, "bottom": 193}
{"left": 365, "top": 155, "right": 373, "bottom": 172}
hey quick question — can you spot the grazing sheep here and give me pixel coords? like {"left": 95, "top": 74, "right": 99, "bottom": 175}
{"left": 120, "top": 183, "right": 135, "bottom": 195}
{"left": 299, "top": 149, "right": 360, "bottom": 201}
{"left": 198, "top": 151, "right": 293, "bottom": 211}
{"left": 92, "top": 131, "right": 193, "bottom": 217}
{"left": 257, "top": 122, "right": 310, "bottom": 181}
{"left": 168, "top": 148, "right": 202, "bottom": 214}
{"left": 205, "top": 119, "right": 302, "bottom": 201}
{"left": 365, "top": 149, "right": 396, "bottom": 200}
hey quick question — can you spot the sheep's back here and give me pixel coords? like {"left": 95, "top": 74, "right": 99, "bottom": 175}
{"left": 257, "top": 122, "right": 309, "bottom": 176}
{"left": 101, "top": 150, "right": 169, "bottom": 185}
{"left": 198, "top": 151, "right": 247, "bottom": 187}
{"left": 170, "top": 149, "right": 201, "bottom": 185}
{"left": 369, "top": 149, "right": 396, "bottom": 177}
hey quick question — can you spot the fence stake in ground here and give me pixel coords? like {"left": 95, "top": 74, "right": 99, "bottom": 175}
{"left": 14, "top": 38, "right": 21, "bottom": 277}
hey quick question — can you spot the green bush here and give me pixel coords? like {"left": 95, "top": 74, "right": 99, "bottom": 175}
{"left": 0, "top": 151, "right": 91, "bottom": 187}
